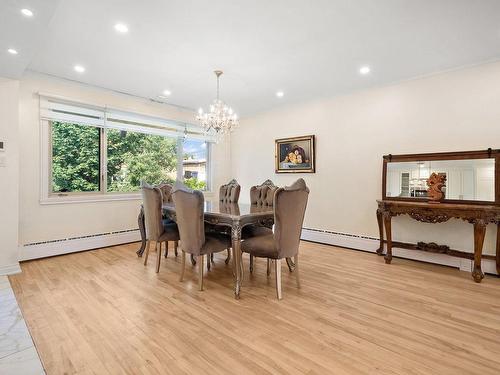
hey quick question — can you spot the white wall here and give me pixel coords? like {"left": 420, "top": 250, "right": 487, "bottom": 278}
{"left": 0, "top": 78, "right": 21, "bottom": 274}
{"left": 232, "top": 61, "right": 500, "bottom": 256}
{"left": 18, "top": 72, "right": 230, "bottom": 250}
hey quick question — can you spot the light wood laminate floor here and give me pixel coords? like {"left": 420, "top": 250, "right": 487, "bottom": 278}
{"left": 9, "top": 241, "right": 500, "bottom": 375}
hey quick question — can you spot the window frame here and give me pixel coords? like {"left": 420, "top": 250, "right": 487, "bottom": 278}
{"left": 40, "top": 119, "right": 212, "bottom": 205}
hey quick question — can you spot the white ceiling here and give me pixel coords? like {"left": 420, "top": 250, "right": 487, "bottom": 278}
{"left": 2, "top": 0, "right": 500, "bottom": 116}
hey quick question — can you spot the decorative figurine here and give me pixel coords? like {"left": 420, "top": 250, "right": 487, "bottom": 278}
{"left": 426, "top": 172, "right": 446, "bottom": 203}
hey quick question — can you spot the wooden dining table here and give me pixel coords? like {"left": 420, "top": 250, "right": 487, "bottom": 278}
{"left": 136, "top": 201, "right": 290, "bottom": 299}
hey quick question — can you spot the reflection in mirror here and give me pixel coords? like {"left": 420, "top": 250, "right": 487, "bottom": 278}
{"left": 386, "top": 159, "right": 495, "bottom": 201}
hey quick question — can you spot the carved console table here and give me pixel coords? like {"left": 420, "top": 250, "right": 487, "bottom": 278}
{"left": 376, "top": 200, "right": 500, "bottom": 283}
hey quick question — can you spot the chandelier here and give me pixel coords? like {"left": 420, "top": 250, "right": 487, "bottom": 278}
{"left": 196, "top": 70, "right": 238, "bottom": 137}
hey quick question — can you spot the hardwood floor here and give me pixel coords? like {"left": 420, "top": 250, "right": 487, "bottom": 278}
{"left": 9, "top": 241, "right": 500, "bottom": 375}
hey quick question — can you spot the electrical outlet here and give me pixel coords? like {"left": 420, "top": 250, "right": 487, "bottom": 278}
{"left": 0, "top": 141, "right": 4, "bottom": 152}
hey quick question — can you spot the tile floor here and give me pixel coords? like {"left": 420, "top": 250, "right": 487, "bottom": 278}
{"left": 0, "top": 276, "right": 45, "bottom": 375}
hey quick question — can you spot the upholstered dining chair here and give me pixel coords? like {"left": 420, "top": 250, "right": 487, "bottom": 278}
{"left": 157, "top": 183, "right": 179, "bottom": 257}
{"left": 241, "top": 178, "right": 309, "bottom": 300}
{"left": 243, "top": 180, "right": 278, "bottom": 272}
{"left": 206, "top": 179, "right": 241, "bottom": 266}
{"left": 172, "top": 185, "right": 232, "bottom": 291}
{"left": 141, "top": 183, "right": 180, "bottom": 273}
{"left": 219, "top": 179, "right": 241, "bottom": 203}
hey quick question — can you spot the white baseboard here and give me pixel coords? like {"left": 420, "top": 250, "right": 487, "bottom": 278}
{"left": 0, "top": 262, "right": 22, "bottom": 276}
{"left": 19, "top": 230, "right": 141, "bottom": 261}
{"left": 301, "top": 228, "right": 499, "bottom": 276}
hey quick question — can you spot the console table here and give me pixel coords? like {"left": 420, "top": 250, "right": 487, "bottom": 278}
{"left": 376, "top": 199, "right": 500, "bottom": 282}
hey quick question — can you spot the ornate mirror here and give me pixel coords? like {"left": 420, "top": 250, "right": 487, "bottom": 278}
{"left": 382, "top": 149, "right": 500, "bottom": 205}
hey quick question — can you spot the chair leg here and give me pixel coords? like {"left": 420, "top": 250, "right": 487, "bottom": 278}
{"left": 266, "top": 258, "right": 271, "bottom": 277}
{"left": 143, "top": 240, "right": 151, "bottom": 266}
{"left": 191, "top": 254, "right": 197, "bottom": 266}
{"left": 210, "top": 253, "right": 214, "bottom": 263}
{"left": 155, "top": 242, "right": 161, "bottom": 273}
{"left": 198, "top": 255, "right": 204, "bottom": 291}
{"left": 249, "top": 255, "right": 254, "bottom": 273}
{"left": 225, "top": 248, "right": 231, "bottom": 264}
{"left": 275, "top": 259, "right": 282, "bottom": 300}
{"left": 164, "top": 241, "right": 169, "bottom": 258}
{"left": 179, "top": 251, "right": 186, "bottom": 282}
{"left": 294, "top": 255, "right": 301, "bottom": 289}
{"left": 207, "top": 254, "right": 211, "bottom": 271}
{"left": 231, "top": 248, "right": 236, "bottom": 277}
{"left": 174, "top": 241, "right": 178, "bottom": 257}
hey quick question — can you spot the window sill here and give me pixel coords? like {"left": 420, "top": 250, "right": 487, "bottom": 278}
{"left": 40, "top": 193, "right": 142, "bottom": 205}
{"left": 40, "top": 191, "right": 215, "bottom": 205}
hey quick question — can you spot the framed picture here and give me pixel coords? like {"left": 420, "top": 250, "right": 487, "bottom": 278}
{"left": 275, "top": 135, "right": 315, "bottom": 173}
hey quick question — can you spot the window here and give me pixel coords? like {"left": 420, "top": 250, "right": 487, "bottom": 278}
{"left": 183, "top": 139, "right": 209, "bottom": 190}
{"left": 51, "top": 121, "right": 101, "bottom": 193}
{"left": 106, "top": 129, "right": 178, "bottom": 192}
{"left": 41, "top": 96, "right": 213, "bottom": 201}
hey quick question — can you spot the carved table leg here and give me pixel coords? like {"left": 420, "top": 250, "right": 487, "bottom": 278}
{"left": 383, "top": 212, "right": 392, "bottom": 264}
{"left": 376, "top": 208, "right": 384, "bottom": 256}
{"left": 472, "top": 220, "right": 486, "bottom": 283}
{"left": 496, "top": 223, "right": 500, "bottom": 276}
{"left": 136, "top": 206, "right": 146, "bottom": 257}
{"left": 231, "top": 222, "right": 242, "bottom": 299}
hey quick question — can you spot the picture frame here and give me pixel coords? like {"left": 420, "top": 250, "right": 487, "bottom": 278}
{"left": 275, "top": 135, "right": 315, "bottom": 173}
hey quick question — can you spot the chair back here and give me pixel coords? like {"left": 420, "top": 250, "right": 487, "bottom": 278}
{"left": 219, "top": 179, "right": 240, "bottom": 203}
{"left": 250, "top": 179, "right": 277, "bottom": 206}
{"left": 158, "top": 183, "right": 174, "bottom": 204}
{"left": 273, "top": 178, "right": 309, "bottom": 258}
{"left": 172, "top": 186, "right": 205, "bottom": 255}
{"left": 141, "top": 184, "right": 165, "bottom": 241}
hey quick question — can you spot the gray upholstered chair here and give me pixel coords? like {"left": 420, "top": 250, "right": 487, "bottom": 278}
{"left": 206, "top": 179, "right": 241, "bottom": 266}
{"left": 219, "top": 179, "right": 241, "bottom": 203}
{"left": 172, "top": 185, "right": 232, "bottom": 291}
{"left": 157, "top": 183, "right": 179, "bottom": 257}
{"left": 141, "top": 184, "right": 180, "bottom": 273}
{"left": 243, "top": 180, "right": 278, "bottom": 271}
{"left": 241, "top": 178, "right": 309, "bottom": 299}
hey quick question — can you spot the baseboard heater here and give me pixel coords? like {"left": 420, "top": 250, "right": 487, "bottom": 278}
{"left": 19, "top": 226, "right": 497, "bottom": 275}
{"left": 20, "top": 229, "right": 141, "bottom": 261}
{"left": 300, "top": 227, "right": 498, "bottom": 276}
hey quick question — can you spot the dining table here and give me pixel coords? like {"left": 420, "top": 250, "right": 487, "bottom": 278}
{"left": 136, "top": 200, "right": 294, "bottom": 299}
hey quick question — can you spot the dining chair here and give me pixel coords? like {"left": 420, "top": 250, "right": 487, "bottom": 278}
{"left": 141, "top": 183, "right": 180, "bottom": 273}
{"left": 243, "top": 179, "right": 278, "bottom": 272}
{"left": 219, "top": 179, "right": 241, "bottom": 203}
{"left": 241, "top": 178, "right": 309, "bottom": 299}
{"left": 172, "top": 185, "right": 232, "bottom": 291}
{"left": 157, "top": 183, "right": 179, "bottom": 257}
{"left": 206, "top": 179, "right": 241, "bottom": 266}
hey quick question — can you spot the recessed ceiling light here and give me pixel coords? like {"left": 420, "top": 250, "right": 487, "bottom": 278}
{"left": 21, "top": 8, "right": 34, "bottom": 17}
{"left": 7, "top": 48, "right": 18, "bottom": 55}
{"left": 162, "top": 89, "right": 172, "bottom": 96}
{"left": 74, "top": 65, "right": 85, "bottom": 73}
{"left": 276, "top": 91, "right": 284, "bottom": 98}
{"left": 114, "top": 23, "right": 129, "bottom": 33}
{"left": 359, "top": 66, "right": 371, "bottom": 75}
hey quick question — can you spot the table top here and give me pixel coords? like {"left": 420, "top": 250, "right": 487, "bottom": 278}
{"left": 163, "top": 201, "right": 274, "bottom": 219}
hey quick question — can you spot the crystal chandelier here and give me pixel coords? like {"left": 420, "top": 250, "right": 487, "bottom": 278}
{"left": 196, "top": 70, "right": 238, "bottom": 137}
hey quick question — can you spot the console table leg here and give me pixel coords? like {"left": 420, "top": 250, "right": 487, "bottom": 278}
{"left": 136, "top": 206, "right": 146, "bottom": 257}
{"left": 376, "top": 209, "right": 384, "bottom": 256}
{"left": 496, "top": 223, "right": 500, "bottom": 276}
{"left": 472, "top": 220, "right": 486, "bottom": 283}
{"left": 383, "top": 213, "right": 392, "bottom": 264}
